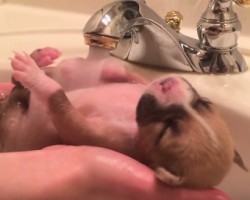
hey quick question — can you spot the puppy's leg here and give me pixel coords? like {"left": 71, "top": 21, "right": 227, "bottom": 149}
{"left": 100, "top": 59, "right": 147, "bottom": 84}
{"left": 10, "top": 53, "right": 125, "bottom": 152}
{"left": 30, "top": 47, "right": 61, "bottom": 68}
{"left": 11, "top": 52, "right": 61, "bottom": 100}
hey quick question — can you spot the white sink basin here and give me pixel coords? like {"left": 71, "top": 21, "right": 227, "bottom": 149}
{"left": 0, "top": 4, "right": 90, "bottom": 81}
{"left": 0, "top": 2, "right": 249, "bottom": 200}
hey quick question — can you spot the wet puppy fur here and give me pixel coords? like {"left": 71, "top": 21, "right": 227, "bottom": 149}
{"left": 0, "top": 66, "right": 248, "bottom": 189}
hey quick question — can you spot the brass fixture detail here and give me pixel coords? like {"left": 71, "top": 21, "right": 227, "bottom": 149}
{"left": 234, "top": 0, "right": 250, "bottom": 7}
{"left": 164, "top": 11, "right": 183, "bottom": 32}
{"left": 84, "top": 33, "right": 119, "bottom": 50}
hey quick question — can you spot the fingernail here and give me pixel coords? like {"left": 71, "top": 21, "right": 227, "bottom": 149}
{"left": 215, "top": 192, "right": 231, "bottom": 200}
{"left": 0, "top": 92, "right": 6, "bottom": 100}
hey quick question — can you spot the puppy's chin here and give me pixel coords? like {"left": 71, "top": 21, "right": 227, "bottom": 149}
{"left": 136, "top": 75, "right": 238, "bottom": 188}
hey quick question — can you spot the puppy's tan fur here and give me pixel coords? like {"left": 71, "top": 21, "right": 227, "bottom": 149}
{"left": 137, "top": 104, "right": 237, "bottom": 188}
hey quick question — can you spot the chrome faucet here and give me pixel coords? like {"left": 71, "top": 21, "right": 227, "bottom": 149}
{"left": 83, "top": 0, "right": 249, "bottom": 74}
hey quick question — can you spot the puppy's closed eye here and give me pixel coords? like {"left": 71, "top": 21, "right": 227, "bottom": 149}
{"left": 192, "top": 98, "right": 212, "bottom": 112}
{"left": 155, "top": 119, "right": 180, "bottom": 145}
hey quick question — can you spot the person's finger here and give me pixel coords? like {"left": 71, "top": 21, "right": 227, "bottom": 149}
{"left": 0, "top": 145, "right": 230, "bottom": 200}
{"left": 76, "top": 146, "right": 230, "bottom": 200}
{"left": 0, "top": 82, "right": 14, "bottom": 100}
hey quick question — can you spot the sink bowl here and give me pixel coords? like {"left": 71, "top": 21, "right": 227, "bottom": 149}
{"left": 0, "top": 1, "right": 249, "bottom": 199}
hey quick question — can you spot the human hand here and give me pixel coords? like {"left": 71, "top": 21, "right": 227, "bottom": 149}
{"left": 0, "top": 145, "right": 230, "bottom": 200}
{"left": 0, "top": 82, "right": 14, "bottom": 100}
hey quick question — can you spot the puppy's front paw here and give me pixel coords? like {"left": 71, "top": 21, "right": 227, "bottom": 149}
{"left": 30, "top": 47, "right": 61, "bottom": 68}
{"left": 11, "top": 52, "right": 61, "bottom": 100}
{"left": 11, "top": 52, "right": 45, "bottom": 88}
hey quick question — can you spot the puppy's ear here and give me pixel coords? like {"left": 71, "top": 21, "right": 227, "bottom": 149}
{"left": 155, "top": 167, "right": 182, "bottom": 186}
{"left": 234, "top": 150, "right": 248, "bottom": 172}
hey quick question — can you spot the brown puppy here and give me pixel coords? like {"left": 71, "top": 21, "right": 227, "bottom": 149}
{"left": 3, "top": 52, "right": 248, "bottom": 188}
{"left": 136, "top": 76, "right": 248, "bottom": 188}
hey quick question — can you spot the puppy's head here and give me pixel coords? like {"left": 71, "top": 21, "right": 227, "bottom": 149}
{"left": 136, "top": 75, "right": 246, "bottom": 188}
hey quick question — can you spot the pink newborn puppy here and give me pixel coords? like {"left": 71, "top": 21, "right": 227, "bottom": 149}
{"left": 0, "top": 48, "right": 247, "bottom": 188}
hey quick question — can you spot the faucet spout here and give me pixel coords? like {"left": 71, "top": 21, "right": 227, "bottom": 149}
{"left": 83, "top": 0, "right": 248, "bottom": 74}
{"left": 111, "top": 17, "right": 201, "bottom": 72}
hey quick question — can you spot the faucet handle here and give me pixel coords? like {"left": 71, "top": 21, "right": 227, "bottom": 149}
{"left": 234, "top": 0, "right": 250, "bottom": 7}
{"left": 164, "top": 11, "right": 183, "bottom": 33}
